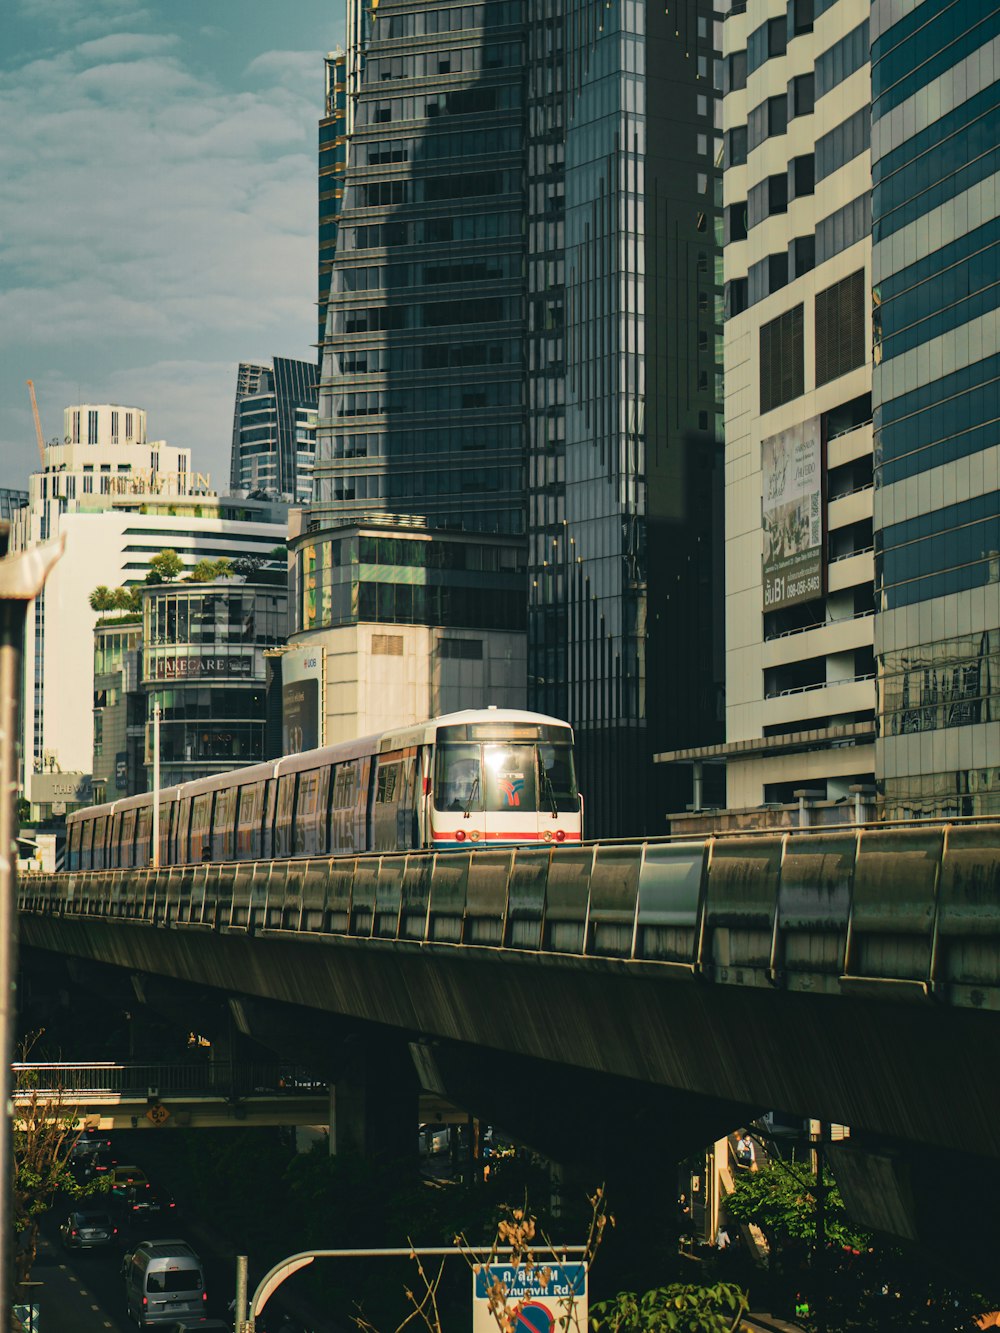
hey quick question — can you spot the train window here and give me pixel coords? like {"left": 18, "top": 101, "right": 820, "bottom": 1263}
{"left": 435, "top": 744, "right": 483, "bottom": 811}
{"left": 294, "top": 768, "right": 331, "bottom": 857}
{"left": 93, "top": 816, "right": 107, "bottom": 870}
{"left": 136, "top": 806, "right": 151, "bottom": 867}
{"left": 331, "top": 762, "right": 359, "bottom": 853}
{"left": 376, "top": 762, "right": 400, "bottom": 804}
{"left": 120, "top": 809, "right": 137, "bottom": 868}
{"left": 160, "top": 800, "right": 174, "bottom": 866}
{"left": 109, "top": 813, "right": 123, "bottom": 869}
{"left": 274, "top": 775, "right": 296, "bottom": 858}
{"left": 537, "top": 743, "right": 580, "bottom": 812}
{"left": 236, "top": 782, "right": 265, "bottom": 860}
{"left": 213, "top": 787, "right": 237, "bottom": 861}
{"left": 68, "top": 821, "right": 81, "bottom": 871}
{"left": 81, "top": 819, "right": 94, "bottom": 870}
{"left": 176, "top": 799, "right": 192, "bottom": 864}
{"left": 483, "top": 744, "right": 537, "bottom": 812}
{"left": 191, "top": 794, "right": 213, "bottom": 863}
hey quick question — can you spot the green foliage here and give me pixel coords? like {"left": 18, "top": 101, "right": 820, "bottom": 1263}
{"left": 12, "top": 1043, "right": 111, "bottom": 1292}
{"left": 88, "top": 585, "right": 114, "bottom": 611}
{"left": 725, "top": 1162, "right": 866, "bottom": 1251}
{"left": 590, "top": 1284, "right": 749, "bottom": 1333}
{"left": 186, "top": 556, "right": 235, "bottom": 583}
{"left": 146, "top": 548, "right": 184, "bottom": 583}
{"left": 268, "top": 543, "right": 288, "bottom": 562}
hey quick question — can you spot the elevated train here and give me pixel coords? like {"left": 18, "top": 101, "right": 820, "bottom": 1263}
{"left": 67, "top": 709, "right": 582, "bottom": 872}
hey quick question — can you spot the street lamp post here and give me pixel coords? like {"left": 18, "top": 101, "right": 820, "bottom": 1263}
{"left": 0, "top": 537, "right": 64, "bottom": 1321}
{"left": 151, "top": 701, "right": 161, "bottom": 868}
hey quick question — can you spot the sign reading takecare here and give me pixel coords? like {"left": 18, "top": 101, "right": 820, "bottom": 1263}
{"left": 152, "top": 654, "right": 254, "bottom": 679}
{"left": 762, "top": 418, "right": 823, "bottom": 611}
{"left": 472, "top": 1263, "right": 587, "bottom": 1333}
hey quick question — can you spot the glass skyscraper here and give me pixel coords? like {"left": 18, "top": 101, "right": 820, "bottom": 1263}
{"left": 872, "top": 2, "right": 1000, "bottom": 818}
{"left": 316, "top": 0, "right": 724, "bottom": 836}
{"left": 231, "top": 357, "right": 319, "bottom": 504}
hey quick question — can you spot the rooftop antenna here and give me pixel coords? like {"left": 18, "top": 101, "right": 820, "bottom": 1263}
{"left": 25, "top": 382, "right": 46, "bottom": 468}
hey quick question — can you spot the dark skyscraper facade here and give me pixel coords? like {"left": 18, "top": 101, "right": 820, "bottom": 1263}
{"left": 231, "top": 357, "right": 319, "bottom": 503}
{"left": 316, "top": 0, "right": 724, "bottom": 836}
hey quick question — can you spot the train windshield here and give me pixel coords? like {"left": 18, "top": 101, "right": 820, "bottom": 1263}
{"left": 435, "top": 742, "right": 579, "bottom": 813}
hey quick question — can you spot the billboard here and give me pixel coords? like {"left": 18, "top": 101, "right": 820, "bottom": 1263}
{"left": 151, "top": 653, "right": 253, "bottom": 680}
{"left": 762, "top": 418, "right": 823, "bottom": 610}
{"left": 282, "top": 646, "right": 324, "bottom": 754}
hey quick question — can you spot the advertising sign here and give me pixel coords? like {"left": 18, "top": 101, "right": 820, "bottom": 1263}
{"left": 762, "top": 419, "right": 823, "bottom": 610}
{"left": 151, "top": 654, "right": 253, "bottom": 680}
{"left": 282, "top": 646, "right": 324, "bottom": 754}
{"left": 473, "top": 1263, "right": 587, "bottom": 1333}
{"left": 115, "top": 752, "right": 128, "bottom": 791}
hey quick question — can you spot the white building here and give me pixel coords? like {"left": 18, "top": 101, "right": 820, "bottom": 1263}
{"left": 663, "top": 0, "right": 875, "bottom": 821}
{"left": 12, "top": 404, "right": 288, "bottom": 813}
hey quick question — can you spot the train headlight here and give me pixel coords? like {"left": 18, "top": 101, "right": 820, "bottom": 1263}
{"left": 555, "top": 829, "right": 566, "bottom": 842}
{"left": 455, "top": 829, "right": 466, "bottom": 842}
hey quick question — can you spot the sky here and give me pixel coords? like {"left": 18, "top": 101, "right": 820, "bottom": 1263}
{"left": 0, "top": 0, "right": 344, "bottom": 491}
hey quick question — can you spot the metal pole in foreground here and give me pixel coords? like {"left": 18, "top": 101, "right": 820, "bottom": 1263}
{"left": 0, "top": 537, "right": 64, "bottom": 1318}
{"left": 151, "top": 701, "right": 161, "bottom": 868}
{"left": 234, "top": 1254, "right": 248, "bottom": 1332}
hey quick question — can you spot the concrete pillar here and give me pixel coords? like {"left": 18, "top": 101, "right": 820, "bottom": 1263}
{"left": 328, "top": 1037, "right": 420, "bottom": 1165}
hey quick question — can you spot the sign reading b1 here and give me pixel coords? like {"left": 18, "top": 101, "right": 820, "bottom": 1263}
{"left": 472, "top": 1263, "right": 587, "bottom": 1333}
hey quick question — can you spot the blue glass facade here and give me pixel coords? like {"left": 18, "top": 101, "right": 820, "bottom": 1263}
{"left": 872, "top": 0, "right": 1000, "bottom": 818}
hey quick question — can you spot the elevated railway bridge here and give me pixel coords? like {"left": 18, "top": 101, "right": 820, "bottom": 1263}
{"left": 18, "top": 818, "right": 1000, "bottom": 1274}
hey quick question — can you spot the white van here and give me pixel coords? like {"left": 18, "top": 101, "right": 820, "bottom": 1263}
{"left": 123, "top": 1240, "right": 206, "bottom": 1326}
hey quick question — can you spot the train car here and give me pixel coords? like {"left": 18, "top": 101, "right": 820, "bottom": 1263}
{"left": 65, "top": 708, "right": 581, "bottom": 870}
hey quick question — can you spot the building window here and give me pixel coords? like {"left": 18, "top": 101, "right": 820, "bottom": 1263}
{"left": 111, "top": 410, "right": 119, "bottom": 442}
{"left": 726, "top": 126, "right": 747, "bottom": 167}
{"left": 790, "top": 0, "right": 814, "bottom": 36}
{"left": 71, "top": 410, "right": 80, "bottom": 444}
{"left": 790, "top": 236, "right": 816, "bottom": 277}
{"left": 791, "top": 73, "right": 815, "bottom": 118}
{"left": 759, "top": 304, "right": 804, "bottom": 413}
{"left": 87, "top": 410, "right": 98, "bottom": 445}
{"left": 815, "top": 270, "right": 865, "bottom": 387}
{"left": 725, "top": 202, "right": 748, "bottom": 243}
{"left": 790, "top": 154, "right": 815, "bottom": 198}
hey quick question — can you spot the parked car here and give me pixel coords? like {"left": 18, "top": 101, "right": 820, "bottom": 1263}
{"left": 123, "top": 1240, "right": 207, "bottom": 1326}
{"left": 58, "top": 1209, "right": 117, "bottom": 1250}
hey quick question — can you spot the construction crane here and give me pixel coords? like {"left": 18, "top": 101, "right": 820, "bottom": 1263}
{"left": 25, "top": 380, "right": 46, "bottom": 468}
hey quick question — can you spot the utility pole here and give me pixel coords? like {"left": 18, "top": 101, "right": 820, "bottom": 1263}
{"left": 0, "top": 535, "right": 64, "bottom": 1320}
{"left": 151, "top": 701, "right": 161, "bottom": 868}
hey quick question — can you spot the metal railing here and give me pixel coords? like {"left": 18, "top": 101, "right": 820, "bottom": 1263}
{"left": 19, "top": 821, "right": 1000, "bottom": 1013}
{"left": 11, "top": 1062, "right": 327, "bottom": 1098}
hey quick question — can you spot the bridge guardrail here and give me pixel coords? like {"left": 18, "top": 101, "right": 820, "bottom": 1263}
{"left": 11, "top": 1062, "right": 328, "bottom": 1098}
{"left": 18, "top": 822, "right": 1000, "bottom": 1011}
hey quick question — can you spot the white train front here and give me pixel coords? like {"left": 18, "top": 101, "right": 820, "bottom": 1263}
{"left": 67, "top": 709, "right": 583, "bottom": 870}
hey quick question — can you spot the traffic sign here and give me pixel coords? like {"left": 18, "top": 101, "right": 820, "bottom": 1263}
{"left": 472, "top": 1262, "right": 587, "bottom": 1333}
{"left": 146, "top": 1103, "right": 170, "bottom": 1126}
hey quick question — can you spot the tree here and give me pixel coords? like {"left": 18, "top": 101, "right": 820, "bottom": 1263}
{"left": 232, "top": 555, "right": 263, "bottom": 579}
{"left": 725, "top": 1161, "right": 865, "bottom": 1253}
{"left": 12, "top": 1036, "right": 109, "bottom": 1295}
{"left": 267, "top": 544, "right": 288, "bottom": 563}
{"left": 186, "top": 557, "right": 234, "bottom": 583}
{"left": 590, "top": 1284, "right": 750, "bottom": 1333}
{"left": 146, "top": 549, "right": 184, "bottom": 583}
{"left": 110, "top": 586, "right": 134, "bottom": 611}
{"left": 88, "top": 585, "right": 114, "bottom": 612}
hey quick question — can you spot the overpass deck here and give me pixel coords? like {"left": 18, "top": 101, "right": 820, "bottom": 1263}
{"left": 21, "top": 820, "right": 1000, "bottom": 1011}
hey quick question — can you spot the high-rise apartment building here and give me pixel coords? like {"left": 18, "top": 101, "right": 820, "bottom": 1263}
{"left": 315, "top": 0, "right": 725, "bottom": 836}
{"left": 677, "top": 0, "right": 876, "bottom": 817}
{"left": 230, "top": 358, "right": 319, "bottom": 503}
{"left": 871, "top": 2, "right": 1000, "bottom": 819}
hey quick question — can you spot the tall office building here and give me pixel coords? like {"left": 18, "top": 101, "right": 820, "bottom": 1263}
{"left": 315, "top": 0, "right": 725, "bottom": 836}
{"left": 230, "top": 358, "right": 319, "bottom": 503}
{"left": 872, "top": 2, "right": 1000, "bottom": 818}
{"left": 319, "top": 51, "right": 349, "bottom": 351}
{"left": 670, "top": 0, "right": 876, "bottom": 820}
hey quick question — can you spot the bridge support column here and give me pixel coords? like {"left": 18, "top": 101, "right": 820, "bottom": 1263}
{"left": 328, "top": 1037, "right": 420, "bottom": 1164}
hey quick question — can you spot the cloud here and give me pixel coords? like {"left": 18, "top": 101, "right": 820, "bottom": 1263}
{"left": 14, "top": 0, "right": 153, "bottom": 39}
{"left": 75, "top": 32, "right": 179, "bottom": 61}
{"left": 0, "top": 9, "right": 321, "bottom": 492}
